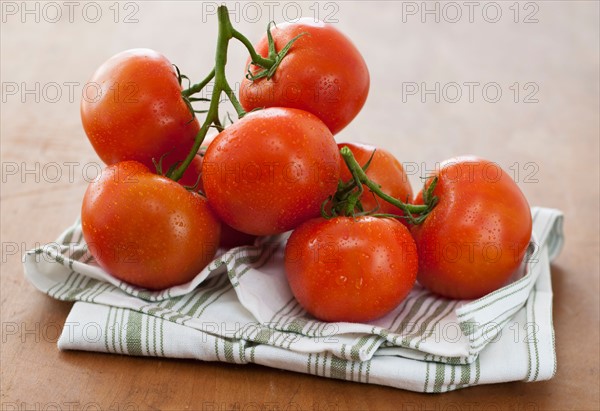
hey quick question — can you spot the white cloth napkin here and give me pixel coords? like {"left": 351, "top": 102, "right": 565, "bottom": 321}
{"left": 23, "top": 207, "right": 563, "bottom": 392}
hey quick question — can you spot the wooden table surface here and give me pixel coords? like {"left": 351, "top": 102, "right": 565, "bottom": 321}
{"left": 2, "top": 1, "right": 598, "bottom": 410}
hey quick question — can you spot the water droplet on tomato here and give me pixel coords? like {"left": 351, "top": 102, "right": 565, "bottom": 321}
{"left": 355, "top": 277, "right": 364, "bottom": 289}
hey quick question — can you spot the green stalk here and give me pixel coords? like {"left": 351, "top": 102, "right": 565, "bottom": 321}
{"left": 169, "top": 7, "right": 236, "bottom": 181}
{"left": 231, "top": 28, "right": 274, "bottom": 68}
{"left": 181, "top": 69, "right": 215, "bottom": 98}
{"left": 169, "top": 6, "right": 297, "bottom": 181}
{"left": 338, "top": 146, "right": 438, "bottom": 224}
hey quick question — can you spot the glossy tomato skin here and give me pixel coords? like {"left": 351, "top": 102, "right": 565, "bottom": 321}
{"left": 239, "top": 19, "right": 370, "bottom": 135}
{"left": 81, "top": 161, "right": 220, "bottom": 290}
{"left": 202, "top": 108, "right": 340, "bottom": 236}
{"left": 338, "top": 142, "right": 413, "bottom": 218}
{"left": 285, "top": 217, "right": 418, "bottom": 323}
{"left": 177, "top": 151, "right": 257, "bottom": 248}
{"left": 81, "top": 49, "right": 200, "bottom": 169}
{"left": 411, "top": 156, "right": 533, "bottom": 300}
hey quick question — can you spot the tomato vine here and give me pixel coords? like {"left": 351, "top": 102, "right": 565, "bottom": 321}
{"left": 325, "top": 146, "right": 439, "bottom": 224}
{"left": 169, "top": 6, "right": 303, "bottom": 182}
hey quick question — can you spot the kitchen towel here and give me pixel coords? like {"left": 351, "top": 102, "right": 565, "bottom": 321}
{"left": 23, "top": 207, "right": 563, "bottom": 392}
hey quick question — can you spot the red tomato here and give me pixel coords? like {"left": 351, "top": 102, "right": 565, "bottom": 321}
{"left": 285, "top": 216, "right": 418, "bottom": 322}
{"left": 411, "top": 156, "right": 533, "bottom": 300}
{"left": 81, "top": 48, "right": 200, "bottom": 169}
{"left": 81, "top": 161, "right": 220, "bottom": 290}
{"left": 177, "top": 151, "right": 257, "bottom": 248}
{"left": 202, "top": 107, "right": 340, "bottom": 236}
{"left": 338, "top": 142, "right": 413, "bottom": 218}
{"left": 239, "top": 20, "right": 370, "bottom": 135}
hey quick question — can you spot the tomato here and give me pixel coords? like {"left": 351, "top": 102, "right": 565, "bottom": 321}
{"left": 285, "top": 216, "right": 418, "bottom": 322}
{"left": 239, "top": 19, "right": 370, "bottom": 135}
{"left": 338, "top": 142, "right": 413, "bottom": 219}
{"left": 81, "top": 48, "right": 200, "bottom": 169}
{"left": 81, "top": 161, "right": 220, "bottom": 290}
{"left": 202, "top": 107, "right": 340, "bottom": 236}
{"left": 177, "top": 151, "right": 257, "bottom": 248}
{"left": 411, "top": 156, "right": 533, "bottom": 300}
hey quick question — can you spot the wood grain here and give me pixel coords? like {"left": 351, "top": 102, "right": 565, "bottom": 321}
{"left": 1, "top": 1, "right": 598, "bottom": 410}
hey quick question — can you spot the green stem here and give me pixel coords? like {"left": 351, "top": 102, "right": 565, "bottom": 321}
{"left": 222, "top": 79, "right": 246, "bottom": 118}
{"left": 182, "top": 68, "right": 215, "bottom": 97}
{"left": 339, "top": 146, "right": 433, "bottom": 216}
{"left": 169, "top": 6, "right": 235, "bottom": 181}
{"left": 169, "top": 6, "right": 295, "bottom": 181}
{"left": 231, "top": 29, "right": 274, "bottom": 68}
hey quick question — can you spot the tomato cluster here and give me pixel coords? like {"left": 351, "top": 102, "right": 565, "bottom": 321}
{"left": 77, "top": 7, "right": 533, "bottom": 321}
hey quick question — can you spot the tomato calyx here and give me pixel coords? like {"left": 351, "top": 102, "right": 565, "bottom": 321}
{"left": 323, "top": 146, "right": 438, "bottom": 224}
{"left": 152, "top": 151, "right": 177, "bottom": 177}
{"left": 179, "top": 174, "right": 203, "bottom": 194}
{"left": 149, "top": 149, "right": 205, "bottom": 194}
{"left": 244, "top": 22, "right": 308, "bottom": 81}
{"left": 322, "top": 149, "right": 378, "bottom": 218}
{"left": 173, "top": 65, "right": 209, "bottom": 123}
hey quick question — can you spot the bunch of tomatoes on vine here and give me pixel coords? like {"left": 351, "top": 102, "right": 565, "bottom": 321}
{"left": 80, "top": 6, "right": 532, "bottom": 323}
